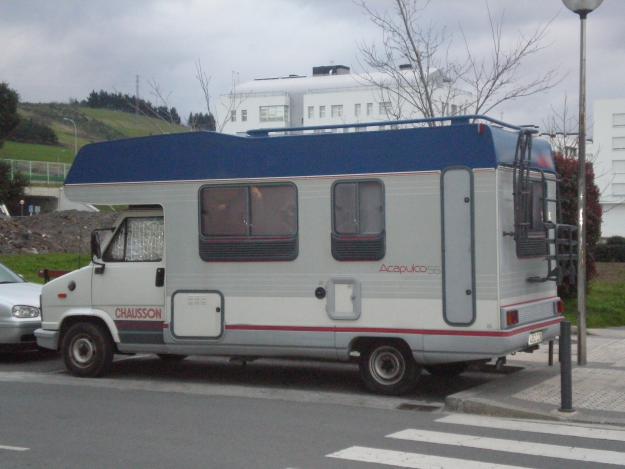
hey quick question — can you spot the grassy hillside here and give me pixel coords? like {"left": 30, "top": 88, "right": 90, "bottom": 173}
{"left": 0, "top": 102, "right": 188, "bottom": 164}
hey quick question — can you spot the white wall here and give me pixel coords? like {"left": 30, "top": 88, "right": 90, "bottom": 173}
{"left": 593, "top": 98, "right": 625, "bottom": 237}
{"left": 218, "top": 70, "right": 469, "bottom": 136}
{"left": 217, "top": 93, "right": 290, "bottom": 135}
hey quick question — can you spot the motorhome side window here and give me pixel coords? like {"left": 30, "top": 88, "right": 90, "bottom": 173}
{"left": 332, "top": 180, "right": 385, "bottom": 261}
{"left": 103, "top": 217, "right": 164, "bottom": 262}
{"left": 516, "top": 179, "right": 548, "bottom": 258}
{"left": 199, "top": 183, "right": 298, "bottom": 261}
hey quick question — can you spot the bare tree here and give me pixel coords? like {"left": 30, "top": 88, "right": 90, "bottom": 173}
{"left": 542, "top": 93, "right": 581, "bottom": 159}
{"left": 193, "top": 62, "right": 245, "bottom": 132}
{"left": 215, "top": 71, "right": 245, "bottom": 133}
{"left": 195, "top": 60, "right": 213, "bottom": 118}
{"left": 542, "top": 96, "right": 625, "bottom": 213}
{"left": 358, "top": 0, "right": 560, "bottom": 122}
{"left": 147, "top": 78, "right": 176, "bottom": 125}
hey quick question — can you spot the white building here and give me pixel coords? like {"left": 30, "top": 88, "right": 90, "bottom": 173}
{"left": 592, "top": 98, "right": 625, "bottom": 237}
{"left": 218, "top": 65, "right": 470, "bottom": 135}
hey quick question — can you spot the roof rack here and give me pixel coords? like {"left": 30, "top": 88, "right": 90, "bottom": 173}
{"left": 246, "top": 114, "right": 522, "bottom": 137}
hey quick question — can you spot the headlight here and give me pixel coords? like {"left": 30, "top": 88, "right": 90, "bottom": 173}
{"left": 12, "top": 305, "right": 40, "bottom": 318}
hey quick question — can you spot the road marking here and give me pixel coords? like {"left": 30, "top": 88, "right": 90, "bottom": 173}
{"left": 388, "top": 429, "right": 625, "bottom": 466}
{"left": 0, "top": 444, "right": 29, "bottom": 452}
{"left": 437, "top": 414, "right": 625, "bottom": 442}
{"left": 327, "top": 446, "right": 532, "bottom": 469}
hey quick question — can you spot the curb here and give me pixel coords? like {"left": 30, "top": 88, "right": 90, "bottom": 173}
{"left": 444, "top": 392, "right": 625, "bottom": 427}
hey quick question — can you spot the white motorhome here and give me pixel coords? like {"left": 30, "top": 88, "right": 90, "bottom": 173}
{"left": 36, "top": 116, "right": 576, "bottom": 395}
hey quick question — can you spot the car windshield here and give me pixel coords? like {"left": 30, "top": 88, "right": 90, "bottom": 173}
{"left": 0, "top": 263, "right": 24, "bottom": 284}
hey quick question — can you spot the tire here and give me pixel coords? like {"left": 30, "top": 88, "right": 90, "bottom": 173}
{"left": 157, "top": 354, "right": 187, "bottom": 361}
{"left": 425, "top": 362, "right": 468, "bottom": 377}
{"left": 359, "top": 342, "right": 420, "bottom": 395}
{"left": 62, "top": 322, "right": 113, "bottom": 378}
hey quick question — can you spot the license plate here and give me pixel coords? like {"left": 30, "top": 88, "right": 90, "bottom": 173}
{"left": 528, "top": 331, "right": 543, "bottom": 346}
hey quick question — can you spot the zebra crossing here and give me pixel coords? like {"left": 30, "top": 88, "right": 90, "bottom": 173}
{"left": 327, "top": 414, "right": 625, "bottom": 468}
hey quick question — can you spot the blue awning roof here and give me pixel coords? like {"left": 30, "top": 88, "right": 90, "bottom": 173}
{"left": 64, "top": 123, "right": 554, "bottom": 186}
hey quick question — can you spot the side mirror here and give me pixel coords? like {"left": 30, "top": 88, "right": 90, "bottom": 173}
{"left": 91, "top": 230, "right": 102, "bottom": 259}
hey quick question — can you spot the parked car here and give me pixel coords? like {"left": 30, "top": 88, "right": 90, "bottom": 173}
{"left": 0, "top": 263, "right": 42, "bottom": 349}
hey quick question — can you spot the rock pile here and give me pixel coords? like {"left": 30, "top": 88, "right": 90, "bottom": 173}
{"left": 0, "top": 210, "right": 119, "bottom": 255}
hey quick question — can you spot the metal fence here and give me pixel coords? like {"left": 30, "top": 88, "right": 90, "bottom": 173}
{"left": 1, "top": 159, "right": 70, "bottom": 186}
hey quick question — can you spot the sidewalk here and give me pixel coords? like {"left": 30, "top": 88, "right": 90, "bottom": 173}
{"left": 445, "top": 327, "right": 625, "bottom": 426}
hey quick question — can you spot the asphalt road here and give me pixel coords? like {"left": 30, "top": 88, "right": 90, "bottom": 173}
{"left": 1, "top": 353, "right": 624, "bottom": 468}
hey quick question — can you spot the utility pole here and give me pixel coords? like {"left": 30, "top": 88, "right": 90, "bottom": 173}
{"left": 561, "top": 0, "right": 604, "bottom": 366}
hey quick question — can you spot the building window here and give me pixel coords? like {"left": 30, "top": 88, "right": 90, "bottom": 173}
{"left": 331, "top": 105, "right": 343, "bottom": 118}
{"left": 307, "top": 106, "right": 314, "bottom": 119}
{"left": 199, "top": 184, "right": 298, "bottom": 261}
{"left": 230, "top": 110, "right": 236, "bottom": 122}
{"left": 613, "top": 160, "right": 625, "bottom": 173}
{"left": 319, "top": 106, "right": 326, "bottom": 118}
{"left": 613, "top": 113, "right": 625, "bottom": 127}
{"left": 241, "top": 110, "right": 247, "bottom": 122}
{"left": 366, "top": 103, "right": 373, "bottom": 116}
{"left": 613, "top": 183, "right": 625, "bottom": 196}
{"left": 613, "top": 137, "right": 625, "bottom": 150}
{"left": 259, "top": 105, "right": 288, "bottom": 123}
{"left": 104, "top": 217, "right": 164, "bottom": 262}
{"left": 355, "top": 103, "right": 361, "bottom": 117}
{"left": 379, "top": 101, "right": 392, "bottom": 115}
{"left": 331, "top": 180, "right": 385, "bottom": 261}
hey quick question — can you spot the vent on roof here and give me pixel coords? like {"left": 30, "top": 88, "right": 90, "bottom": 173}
{"left": 312, "top": 65, "right": 350, "bottom": 76}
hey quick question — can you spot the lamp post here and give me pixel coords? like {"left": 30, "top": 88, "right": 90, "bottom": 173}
{"left": 561, "top": 0, "right": 603, "bottom": 366}
{"left": 62, "top": 117, "right": 78, "bottom": 157}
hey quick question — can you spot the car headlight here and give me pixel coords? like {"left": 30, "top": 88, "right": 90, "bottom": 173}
{"left": 12, "top": 305, "right": 40, "bottom": 318}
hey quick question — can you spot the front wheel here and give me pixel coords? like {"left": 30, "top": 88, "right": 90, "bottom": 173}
{"left": 359, "top": 342, "right": 420, "bottom": 395}
{"left": 62, "top": 322, "right": 113, "bottom": 377}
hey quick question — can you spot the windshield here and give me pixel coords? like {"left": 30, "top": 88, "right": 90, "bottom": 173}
{"left": 0, "top": 263, "right": 24, "bottom": 284}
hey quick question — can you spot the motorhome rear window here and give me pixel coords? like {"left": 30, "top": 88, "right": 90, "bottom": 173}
{"left": 516, "top": 179, "right": 548, "bottom": 258}
{"left": 199, "top": 183, "right": 298, "bottom": 261}
{"left": 103, "top": 217, "right": 164, "bottom": 262}
{"left": 332, "top": 180, "right": 385, "bottom": 261}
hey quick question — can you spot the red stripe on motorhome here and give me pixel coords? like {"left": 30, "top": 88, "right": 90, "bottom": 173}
{"left": 225, "top": 318, "right": 562, "bottom": 337}
{"left": 115, "top": 320, "right": 165, "bottom": 331}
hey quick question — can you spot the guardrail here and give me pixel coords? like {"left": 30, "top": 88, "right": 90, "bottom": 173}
{"left": 1, "top": 159, "right": 70, "bottom": 186}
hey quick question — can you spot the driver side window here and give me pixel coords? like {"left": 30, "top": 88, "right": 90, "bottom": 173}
{"left": 103, "top": 217, "right": 164, "bottom": 262}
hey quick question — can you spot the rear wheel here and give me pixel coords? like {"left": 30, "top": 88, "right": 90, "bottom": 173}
{"left": 62, "top": 322, "right": 113, "bottom": 377}
{"left": 359, "top": 342, "right": 420, "bottom": 395}
{"left": 425, "top": 362, "right": 469, "bottom": 377}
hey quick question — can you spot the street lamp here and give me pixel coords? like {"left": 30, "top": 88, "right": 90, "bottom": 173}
{"left": 62, "top": 117, "right": 78, "bottom": 157}
{"left": 561, "top": 0, "right": 603, "bottom": 366}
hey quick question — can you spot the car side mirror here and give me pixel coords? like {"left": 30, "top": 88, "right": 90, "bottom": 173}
{"left": 91, "top": 230, "right": 102, "bottom": 259}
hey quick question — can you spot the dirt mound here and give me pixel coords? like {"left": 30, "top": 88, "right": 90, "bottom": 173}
{"left": 0, "top": 210, "right": 119, "bottom": 255}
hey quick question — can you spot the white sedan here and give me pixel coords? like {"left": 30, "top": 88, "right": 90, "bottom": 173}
{"left": 0, "top": 263, "right": 42, "bottom": 349}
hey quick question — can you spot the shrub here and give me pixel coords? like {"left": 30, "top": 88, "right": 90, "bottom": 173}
{"left": 9, "top": 118, "right": 58, "bottom": 145}
{"left": 555, "top": 153, "right": 602, "bottom": 298}
{"left": 595, "top": 236, "right": 625, "bottom": 262}
{"left": 606, "top": 235, "right": 625, "bottom": 245}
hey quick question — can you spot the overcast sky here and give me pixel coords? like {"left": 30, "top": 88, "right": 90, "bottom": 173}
{"left": 1, "top": 0, "right": 623, "bottom": 130}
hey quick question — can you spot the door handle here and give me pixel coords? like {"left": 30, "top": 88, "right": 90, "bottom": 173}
{"left": 155, "top": 268, "right": 165, "bottom": 287}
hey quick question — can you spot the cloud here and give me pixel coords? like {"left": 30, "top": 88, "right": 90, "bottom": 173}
{"left": 1, "top": 0, "right": 623, "bottom": 128}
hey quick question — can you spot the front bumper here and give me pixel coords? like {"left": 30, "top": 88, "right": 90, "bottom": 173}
{"left": 0, "top": 319, "right": 40, "bottom": 345}
{"left": 35, "top": 328, "right": 60, "bottom": 351}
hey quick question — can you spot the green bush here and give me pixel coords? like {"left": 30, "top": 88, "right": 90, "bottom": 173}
{"left": 10, "top": 118, "right": 58, "bottom": 145}
{"left": 595, "top": 236, "right": 625, "bottom": 262}
{"left": 606, "top": 235, "right": 625, "bottom": 245}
